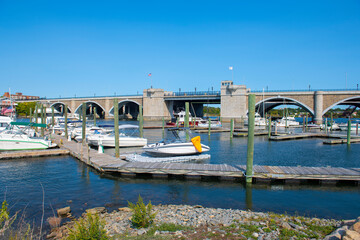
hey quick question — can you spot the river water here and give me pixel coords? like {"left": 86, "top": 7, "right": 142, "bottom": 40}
{"left": 0, "top": 119, "right": 359, "bottom": 231}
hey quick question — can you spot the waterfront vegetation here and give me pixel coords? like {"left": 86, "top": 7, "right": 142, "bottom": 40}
{"left": 128, "top": 195, "right": 157, "bottom": 229}
{"left": 0, "top": 200, "right": 35, "bottom": 240}
{"left": 15, "top": 102, "right": 36, "bottom": 117}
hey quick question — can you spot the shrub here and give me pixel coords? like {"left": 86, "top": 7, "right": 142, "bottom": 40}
{"left": 67, "top": 212, "right": 109, "bottom": 240}
{"left": 128, "top": 195, "right": 157, "bottom": 228}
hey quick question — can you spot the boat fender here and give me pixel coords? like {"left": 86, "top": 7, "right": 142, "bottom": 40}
{"left": 191, "top": 136, "right": 202, "bottom": 153}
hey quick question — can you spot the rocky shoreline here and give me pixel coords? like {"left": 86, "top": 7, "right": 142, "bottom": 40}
{"left": 47, "top": 204, "right": 360, "bottom": 239}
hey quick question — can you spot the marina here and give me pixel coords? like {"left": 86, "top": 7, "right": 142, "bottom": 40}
{"left": 2, "top": 133, "right": 354, "bottom": 183}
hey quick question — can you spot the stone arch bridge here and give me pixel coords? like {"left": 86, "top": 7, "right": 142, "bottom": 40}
{"left": 17, "top": 83, "right": 360, "bottom": 123}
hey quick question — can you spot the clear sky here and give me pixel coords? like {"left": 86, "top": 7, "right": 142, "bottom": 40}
{"left": 1, "top": 0, "right": 359, "bottom": 98}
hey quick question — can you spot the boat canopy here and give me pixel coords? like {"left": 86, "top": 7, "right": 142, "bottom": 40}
{"left": 10, "top": 122, "right": 47, "bottom": 128}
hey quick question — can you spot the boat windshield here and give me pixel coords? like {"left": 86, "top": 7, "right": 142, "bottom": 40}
{"left": 162, "top": 128, "right": 194, "bottom": 144}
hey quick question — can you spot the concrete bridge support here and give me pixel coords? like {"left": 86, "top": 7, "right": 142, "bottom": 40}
{"left": 143, "top": 88, "right": 171, "bottom": 121}
{"left": 220, "top": 83, "right": 247, "bottom": 122}
{"left": 314, "top": 91, "right": 324, "bottom": 124}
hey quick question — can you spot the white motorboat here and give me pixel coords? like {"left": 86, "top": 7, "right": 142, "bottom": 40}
{"left": 143, "top": 128, "right": 210, "bottom": 157}
{"left": 320, "top": 122, "right": 340, "bottom": 131}
{"left": 339, "top": 121, "right": 360, "bottom": 132}
{"left": 276, "top": 116, "right": 299, "bottom": 127}
{"left": 197, "top": 120, "right": 222, "bottom": 128}
{"left": 0, "top": 122, "right": 56, "bottom": 151}
{"left": 87, "top": 125, "right": 147, "bottom": 147}
{"left": 71, "top": 125, "right": 111, "bottom": 142}
{"left": 244, "top": 113, "right": 267, "bottom": 127}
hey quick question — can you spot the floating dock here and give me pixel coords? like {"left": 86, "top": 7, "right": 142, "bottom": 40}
{"left": 0, "top": 148, "right": 69, "bottom": 160}
{"left": 45, "top": 135, "right": 360, "bottom": 184}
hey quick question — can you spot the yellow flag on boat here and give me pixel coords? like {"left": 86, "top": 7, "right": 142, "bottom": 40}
{"left": 191, "top": 136, "right": 202, "bottom": 153}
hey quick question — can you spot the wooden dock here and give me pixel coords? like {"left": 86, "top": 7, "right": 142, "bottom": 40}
{"left": 233, "top": 131, "right": 269, "bottom": 137}
{"left": 48, "top": 135, "right": 360, "bottom": 183}
{"left": 0, "top": 148, "right": 69, "bottom": 160}
{"left": 323, "top": 138, "right": 360, "bottom": 144}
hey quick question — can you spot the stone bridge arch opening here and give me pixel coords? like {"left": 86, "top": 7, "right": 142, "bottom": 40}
{"left": 255, "top": 97, "right": 314, "bottom": 117}
{"left": 50, "top": 102, "right": 71, "bottom": 115}
{"left": 322, "top": 96, "right": 360, "bottom": 118}
{"left": 75, "top": 101, "right": 106, "bottom": 119}
{"left": 109, "top": 100, "right": 140, "bottom": 120}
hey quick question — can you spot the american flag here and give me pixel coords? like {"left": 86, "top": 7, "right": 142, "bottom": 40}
{"left": 148, "top": 73, "right": 152, "bottom": 77}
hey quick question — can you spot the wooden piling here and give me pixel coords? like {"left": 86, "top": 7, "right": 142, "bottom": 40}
{"left": 29, "top": 108, "right": 32, "bottom": 124}
{"left": 330, "top": 112, "right": 333, "bottom": 132}
{"left": 185, "top": 102, "right": 189, "bottom": 141}
{"left": 162, "top": 117, "right": 165, "bottom": 139}
{"left": 268, "top": 117, "right": 272, "bottom": 138}
{"left": 51, "top": 106, "right": 55, "bottom": 127}
{"left": 64, "top": 104, "right": 68, "bottom": 139}
{"left": 325, "top": 118, "right": 328, "bottom": 134}
{"left": 41, "top": 105, "right": 45, "bottom": 137}
{"left": 356, "top": 123, "right": 359, "bottom": 135}
{"left": 94, "top": 107, "right": 97, "bottom": 126}
{"left": 246, "top": 94, "right": 255, "bottom": 183}
{"left": 139, "top": 105, "right": 143, "bottom": 138}
{"left": 230, "top": 118, "right": 234, "bottom": 139}
{"left": 302, "top": 116, "right": 305, "bottom": 132}
{"left": 208, "top": 118, "right": 211, "bottom": 136}
{"left": 114, "top": 99, "right": 119, "bottom": 158}
{"left": 305, "top": 112, "right": 308, "bottom": 131}
{"left": 347, "top": 118, "right": 351, "bottom": 145}
{"left": 82, "top": 103, "right": 86, "bottom": 145}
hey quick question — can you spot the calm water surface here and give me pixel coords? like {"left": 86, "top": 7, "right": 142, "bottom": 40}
{"left": 1, "top": 120, "right": 360, "bottom": 230}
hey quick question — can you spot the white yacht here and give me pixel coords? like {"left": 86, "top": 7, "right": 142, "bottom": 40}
{"left": 339, "top": 121, "right": 360, "bottom": 132}
{"left": 143, "top": 128, "right": 210, "bottom": 157}
{"left": 244, "top": 113, "right": 267, "bottom": 126}
{"left": 0, "top": 122, "right": 56, "bottom": 151}
{"left": 87, "top": 125, "right": 147, "bottom": 147}
{"left": 276, "top": 116, "right": 299, "bottom": 127}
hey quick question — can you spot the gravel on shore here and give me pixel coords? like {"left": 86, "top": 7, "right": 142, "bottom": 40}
{"left": 47, "top": 204, "right": 359, "bottom": 239}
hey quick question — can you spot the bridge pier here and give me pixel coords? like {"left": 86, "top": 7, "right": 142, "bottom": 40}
{"left": 143, "top": 88, "right": 171, "bottom": 121}
{"left": 314, "top": 91, "right": 324, "bottom": 124}
{"left": 220, "top": 81, "right": 247, "bottom": 122}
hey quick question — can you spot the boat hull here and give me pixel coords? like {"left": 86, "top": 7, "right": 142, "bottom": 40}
{"left": 0, "top": 139, "right": 55, "bottom": 151}
{"left": 143, "top": 142, "right": 210, "bottom": 157}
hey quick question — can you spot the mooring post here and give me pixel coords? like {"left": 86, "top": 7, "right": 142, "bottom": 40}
{"left": 64, "top": 104, "right": 68, "bottom": 140}
{"left": 230, "top": 118, "right": 234, "bottom": 139}
{"left": 208, "top": 118, "right": 211, "bottom": 136}
{"left": 93, "top": 107, "right": 96, "bottom": 126}
{"left": 330, "top": 112, "right": 333, "bottom": 132}
{"left": 114, "top": 98, "right": 119, "bottom": 158}
{"left": 268, "top": 116, "right": 272, "bottom": 138}
{"left": 139, "top": 105, "right": 143, "bottom": 138}
{"left": 51, "top": 106, "right": 55, "bottom": 127}
{"left": 347, "top": 118, "right": 351, "bottom": 145}
{"left": 325, "top": 118, "right": 328, "bottom": 134}
{"left": 305, "top": 112, "right": 308, "bottom": 131}
{"left": 285, "top": 108, "right": 288, "bottom": 128}
{"left": 87, "top": 143, "right": 90, "bottom": 164}
{"left": 29, "top": 108, "right": 32, "bottom": 124}
{"left": 176, "top": 117, "right": 179, "bottom": 128}
{"left": 41, "top": 105, "right": 45, "bottom": 137}
{"left": 193, "top": 117, "right": 195, "bottom": 128}
{"left": 301, "top": 116, "right": 305, "bottom": 132}
{"left": 245, "top": 183, "right": 253, "bottom": 210}
{"left": 82, "top": 102, "right": 86, "bottom": 145}
{"left": 185, "top": 102, "right": 190, "bottom": 141}
{"left": 356, "top": 123, "right": 359, "bottom": 136}
{"left": 162, "top": 116, "right": 165, "bottom": 139}
{"left": 34, "top": 103, "right": 38, "bottom": 133}
{"left": 246, "top": 94, "right": 255, "bottom": 183}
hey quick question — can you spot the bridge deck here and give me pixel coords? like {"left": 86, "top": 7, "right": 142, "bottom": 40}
{"left": 48, "top": 135, "right": 360, "bottom": 182}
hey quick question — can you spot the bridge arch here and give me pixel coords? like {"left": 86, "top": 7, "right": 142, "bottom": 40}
{"left": 255, "top": 96, "right": 314, "bottom": 117}
{"left": 50, "top": 102, "right": 71, "bottom": 114}
{"left": 322, "top": 96, "right": 360, "bottom": 115}
{"left": 74, "top": 101, "right": 106, "bottom": 119}
{"left": 109, "top": 100, "right": 140, "bottom": 120}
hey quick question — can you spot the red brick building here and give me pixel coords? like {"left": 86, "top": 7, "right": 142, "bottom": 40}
{"left": 3, "top": 92, "right": 39, "bottom": 100}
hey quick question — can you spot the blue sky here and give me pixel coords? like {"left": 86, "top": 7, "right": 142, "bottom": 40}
{"left": 1, "top": 0, "right": 359, "bottom": 98}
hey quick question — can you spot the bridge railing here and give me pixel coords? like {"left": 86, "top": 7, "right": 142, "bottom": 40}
{"left": 165, "top": 91, "right": 221, "bottom": 97}
{"left": 37, "top": 93, "right": 143, "bottom": 100}
{"left": 249, "top": 88, "right": 360, "bottom": 93}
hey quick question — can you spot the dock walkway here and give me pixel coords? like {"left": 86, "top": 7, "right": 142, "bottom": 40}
{"left": 50, "top": 135, "right": 360, "bottom": 183}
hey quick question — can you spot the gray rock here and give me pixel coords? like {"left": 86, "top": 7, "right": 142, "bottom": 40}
{"left": 137, "top": 228, "right": 147, "bottom": 235}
